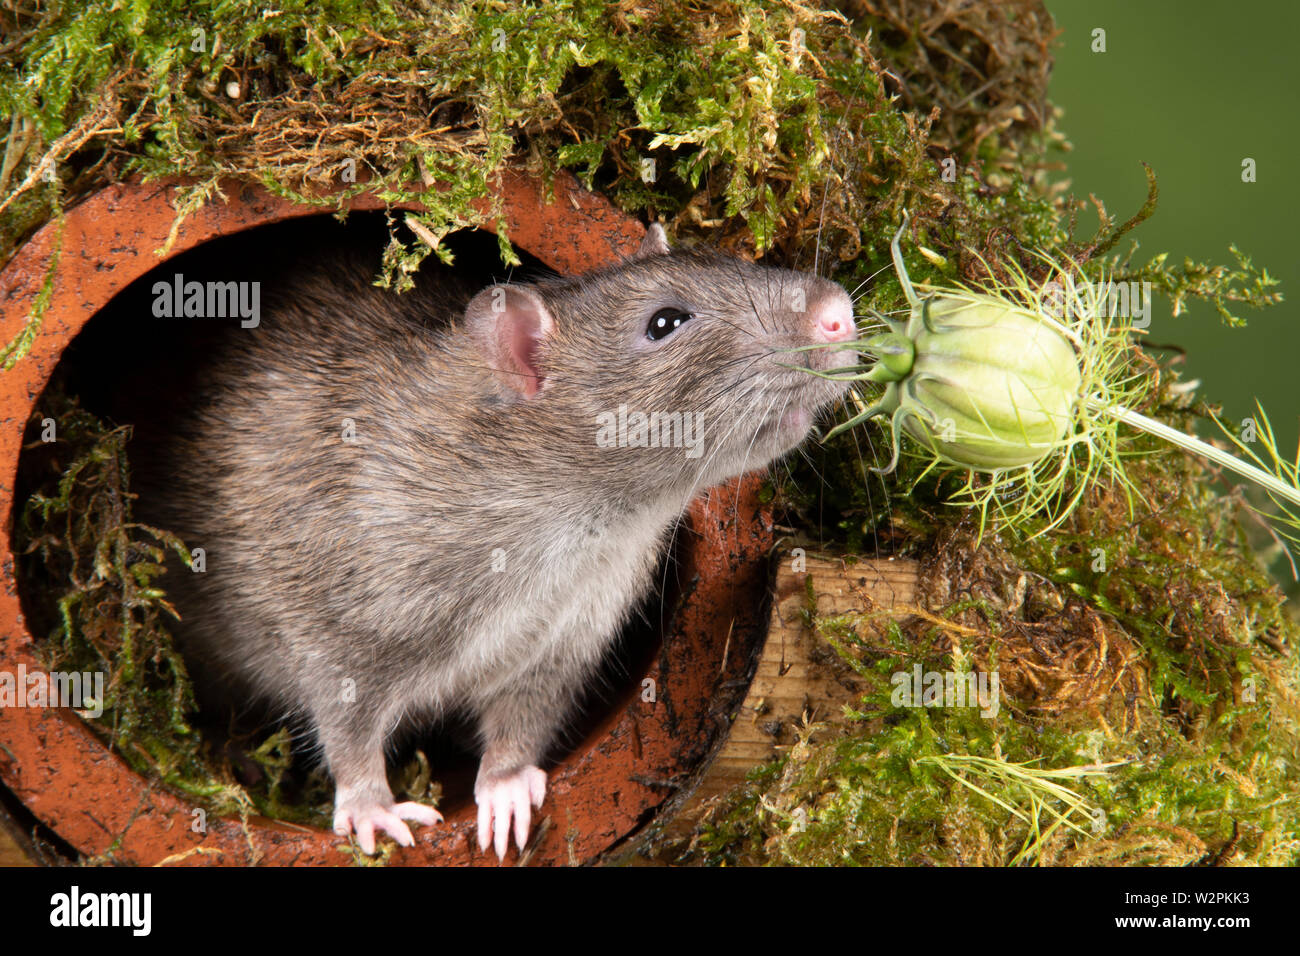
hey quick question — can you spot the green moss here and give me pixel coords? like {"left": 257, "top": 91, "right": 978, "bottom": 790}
{"left": 0, "top": 207, "right": 61, "bottom": 370}
{"left": 3, "top": 1, "right": 1274, "bottom": 322}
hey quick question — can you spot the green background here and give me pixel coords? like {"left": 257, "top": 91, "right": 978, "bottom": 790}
{"left": 1046, "top": 0, "right": 1298, "bottom": 453}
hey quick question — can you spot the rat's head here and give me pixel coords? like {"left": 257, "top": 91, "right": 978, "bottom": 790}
{"left": 461, "top": 225, "right": 858, "bottom": 496}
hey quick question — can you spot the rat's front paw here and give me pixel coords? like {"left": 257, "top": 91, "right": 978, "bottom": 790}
{"left": 333, "top": 799, "right": 443, "bottom": 855}
{"left": 475, "top": 765, "right": 546, "bottom": 860}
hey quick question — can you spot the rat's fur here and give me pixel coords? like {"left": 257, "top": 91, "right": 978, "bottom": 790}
{"left": 134, "top": 226, "right": 855, "bottom": 854}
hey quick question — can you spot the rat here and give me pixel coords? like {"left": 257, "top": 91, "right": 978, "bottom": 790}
{"left": 132, "top": 222, "right": 857, "bottom": 859}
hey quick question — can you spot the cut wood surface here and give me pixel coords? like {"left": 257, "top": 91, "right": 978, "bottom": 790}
{"left": 0, "top": 810, "right": 36, "bottom": 866}
{"left": 661, "top": 553, "right": 919, "bottom": 836}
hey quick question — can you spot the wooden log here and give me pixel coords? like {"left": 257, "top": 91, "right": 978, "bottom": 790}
{"left": 657, "top": 553, "right": 919, "bottom": 838}
{"left": 0, "top": 806, "right": 37, "bottom": 866}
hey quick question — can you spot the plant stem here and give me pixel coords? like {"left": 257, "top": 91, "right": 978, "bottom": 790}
{"left": 1092, "top": 399, "right": 1300, "bottom": 510}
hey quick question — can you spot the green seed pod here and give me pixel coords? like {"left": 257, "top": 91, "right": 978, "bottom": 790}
{"left": 828, "top": 213, "right": 1092, "bottom": 479}
{"left": 870, "top": 296, "right": 1083, "bottom": 470}
{"left": 825, "top": 213, "right": 1300, "bottom": 552}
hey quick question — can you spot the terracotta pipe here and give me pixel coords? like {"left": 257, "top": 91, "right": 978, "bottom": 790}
{"left": 0, "top": 170, "right": 773, "bottom": 865}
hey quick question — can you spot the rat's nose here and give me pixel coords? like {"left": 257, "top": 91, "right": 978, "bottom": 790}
{"left": 810, "top": 290, "right": 856, "bottom": 343}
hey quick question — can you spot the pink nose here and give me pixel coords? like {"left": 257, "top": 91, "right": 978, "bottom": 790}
{"left": 811, "top": 291, "right": 856, "bottom": 343}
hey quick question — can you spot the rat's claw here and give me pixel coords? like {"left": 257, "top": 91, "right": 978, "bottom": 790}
{"left": 334, "top": 801, "right": 443, "bottom": 855}
{"left": 475, "top": 765, "right": 547, "bottom": 860}
{"left": 391, "top": 801, "right": 444, "bottom": 827}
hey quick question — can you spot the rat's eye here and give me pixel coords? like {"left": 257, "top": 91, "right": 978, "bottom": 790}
{"left": 647, "top": 307, "right": 693, "bottom": 341}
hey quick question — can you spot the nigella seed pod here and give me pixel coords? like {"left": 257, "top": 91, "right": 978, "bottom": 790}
{"left": 821, "top": 213, "right": 1300, "bottom": 552}
{"left": 871, "top": 297, "right": 1083, "bottom": 470}
{"left": 847, "top": 219, "right": 1084, "bottom": 474}
{"left": 824, "top": 210, "right": 1157, "bottom": 537}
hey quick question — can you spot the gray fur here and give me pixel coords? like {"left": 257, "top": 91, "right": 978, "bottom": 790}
{"left": 136, "top": 231, "right": 856, "bottom": 834}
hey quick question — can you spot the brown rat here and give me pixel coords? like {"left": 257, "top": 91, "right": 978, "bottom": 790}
{"left": 133, "top": 223, "right": 857, "bottom": 858}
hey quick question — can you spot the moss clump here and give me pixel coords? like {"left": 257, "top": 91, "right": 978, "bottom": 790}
{"left": 2, "top": 2, "right": 1275, "bottom": 343}
{"left": 13, "top": 386, "right": 254, "bottom": 817}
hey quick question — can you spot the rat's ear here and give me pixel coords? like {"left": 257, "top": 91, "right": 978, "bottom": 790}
{"left": 634, "top": 222, "right": 670, "bottom": 259}
{"left": 463, "top": 284, "right": 554, "bottom": 399}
